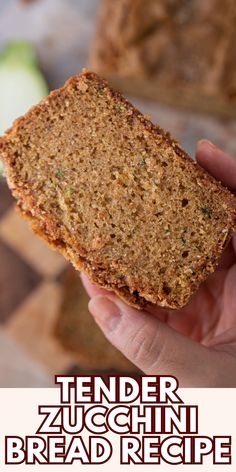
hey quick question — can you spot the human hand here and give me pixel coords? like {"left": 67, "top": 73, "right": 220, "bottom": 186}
{"left": 81, "top": 141, "right": 236, "bottom": 387}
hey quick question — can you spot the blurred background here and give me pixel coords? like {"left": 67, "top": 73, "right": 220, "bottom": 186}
{"left": 0, "top": 0, "right": 236, "bottom": 386}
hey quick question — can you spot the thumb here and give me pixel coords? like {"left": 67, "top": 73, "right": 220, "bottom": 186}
{"left": 88, "top": 295, "right": 231, "bottom": 387}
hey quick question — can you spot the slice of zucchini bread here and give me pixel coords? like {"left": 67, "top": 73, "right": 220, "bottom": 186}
{"left": 0, "top": 70, "right": 235, "bottom": 309}
{"left": 55, "top": 268, "right": 138, "bottom": 371}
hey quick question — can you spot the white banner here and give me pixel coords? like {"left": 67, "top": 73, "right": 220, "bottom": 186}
{"left": 0, "top": 376, "right": 235, "bottom": 471}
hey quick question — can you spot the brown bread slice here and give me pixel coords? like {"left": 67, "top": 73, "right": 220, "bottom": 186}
{"left": 0, "top": 70, "right": 235, "bottom": 309}
{"left": 55, "top": 268, "right": 138, "bottom": 372}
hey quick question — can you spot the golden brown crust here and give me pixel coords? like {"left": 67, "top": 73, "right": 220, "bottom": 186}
{"left": 1, "top": 70, "right": 236, "bottom": 310}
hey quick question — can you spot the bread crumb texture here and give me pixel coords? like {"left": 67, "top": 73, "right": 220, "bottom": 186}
{"left": 0, "top": 71, "right": 235, "bottom": 309}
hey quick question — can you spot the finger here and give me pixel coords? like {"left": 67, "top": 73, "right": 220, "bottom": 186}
{"left": 196, "top": 140, "right": 236, "bottom": 191}
{"left": 88, "top": 294, "right": 228, "bottom": 386}
{"left": 207, "top": 326, "right": 236, "bottom": 347}
{"left": 217, "top": 241, "right": 235, "bottom": 270}
{"left": 81, "top": 273, "right": 169, "bottom": 321}
{"left": 80, "top": 273, "right": 110, "bottom": 298}
{"left": 232, "top": 234, "right": 236, "bottom": 254}
{"left": 222, "top": 264, "right": 236, "bottom": 325}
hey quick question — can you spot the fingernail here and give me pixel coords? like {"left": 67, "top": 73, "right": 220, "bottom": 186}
{"left": 88, "top": 295, "right": 121, "bottom": 331}
{"left": 197, "top": 139, "right": 215, "bottom": 148}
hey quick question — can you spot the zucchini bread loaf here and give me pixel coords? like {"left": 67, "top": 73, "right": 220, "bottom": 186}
{"left": 0, "top": 71, "right": 235, "bottom": 309}
{"left": 91, "top": 0, "right": 236, "bottom": 116}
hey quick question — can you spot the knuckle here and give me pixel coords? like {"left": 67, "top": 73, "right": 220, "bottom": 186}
{"left": 126, "top": 325, "right": 160, "bottom": 368}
